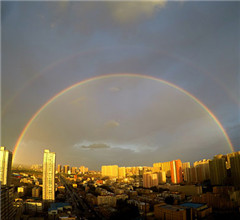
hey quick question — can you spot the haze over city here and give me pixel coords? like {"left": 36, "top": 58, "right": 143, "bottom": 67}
{"left": 2, "top": 1, "right": 240, "bottom": 170}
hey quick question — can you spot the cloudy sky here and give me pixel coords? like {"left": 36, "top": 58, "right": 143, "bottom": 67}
{"left": 2, "top": 1, "right": 239, "bottom": 170}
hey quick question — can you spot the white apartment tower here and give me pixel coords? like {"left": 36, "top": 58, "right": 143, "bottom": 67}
{"left": 42, "top": 149, "right": 55, "bottom": 202}
{"left": 0, "top": 146, "right": 13, "bottom": 185}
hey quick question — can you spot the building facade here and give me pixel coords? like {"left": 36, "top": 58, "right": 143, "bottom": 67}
{"left": 0, "top": 146, "right": 12, "bottom": 186}
{"left": 170, "top": 159, "right": 183, "bottom": 184}
{"left": 43, "top": 149, "right": 56, "bottom": 202}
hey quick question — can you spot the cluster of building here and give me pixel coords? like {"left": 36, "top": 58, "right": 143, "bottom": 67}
{"left": 1, "top": 145, "right": 240, "bottom": 220}
{"left": 57, "top": 164, "right": 89, "bottom": 174}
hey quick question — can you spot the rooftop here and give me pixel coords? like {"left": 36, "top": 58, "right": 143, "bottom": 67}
{"left": 180, "top": 203, "right": 206, "bottom": 209}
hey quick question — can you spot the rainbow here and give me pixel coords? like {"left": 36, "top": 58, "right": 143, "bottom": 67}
{"left": 13, "top": 73, "right": 234, "bottom": 160}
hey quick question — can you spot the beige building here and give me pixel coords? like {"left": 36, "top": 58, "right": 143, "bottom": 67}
{"left": 57, "top": 164, "right": 62, "bottom": 173}
{"left": 63, "top": 165, "right": 70, "bottom": 174}
{"left": 143, "top": 173, "right": 159, "bottom": 188}
{"left": 118, "top": 167, "right": 126, "bottom": 178}
{"left": 153, "top": 161, "right": 171, "bottom": 177}
{"left": 101, "top": 165, "right": 118, "bottom": 177}
{"left": 157, "top": 171, "right": 166, "bottom": 184}
{"left": 0, "top": 146, "right": 12, "bottom": 186}
{"left": 209, "top": 155, "right": 227, "bottom": 186}
{"left": 71, "top": 167, "right": 78, "bottom": 174}
{"left": 43, "top": 149, "right": 55, "bottom": 202}
{"left": 79, "top": 166, "right": 88, "bottom": 174}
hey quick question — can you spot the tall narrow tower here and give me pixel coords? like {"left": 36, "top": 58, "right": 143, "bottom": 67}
{"left": 43, "top": 149, "right": 55, "bottom": 202}
{"left": 0, "top": 146, "right": 13, "bottom": 186}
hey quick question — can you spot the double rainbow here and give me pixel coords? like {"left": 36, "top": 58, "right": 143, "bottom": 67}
{"left": 13, "top": 73, "right": 234, "bottom": 160}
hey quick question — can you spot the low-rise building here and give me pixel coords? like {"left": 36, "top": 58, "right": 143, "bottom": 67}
{"left": 154, "top": 204, "right": 191, "bottom": 220}
{"left": 25, "top": 201, "right": 43, "bottom": 214}
{"left": 180, "top": 203, "right": 212, "bottom": 219}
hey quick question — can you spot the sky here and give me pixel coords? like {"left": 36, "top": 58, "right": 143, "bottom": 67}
{"left": 1, "top": 1, "right": 240, "bottom": 170}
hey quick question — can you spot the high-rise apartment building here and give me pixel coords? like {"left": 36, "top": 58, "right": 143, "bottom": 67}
{"left": 71, "top": 167, "right": 78, "bottom": 174}
{"left": 157, "top": 171, "right": 166, "bottom": 184}
{"left": 170, "top": 159, "right": 183, "bottom": 184}
{"left": 153, "top": 161, "right": 171, "bottom": 177}
{"left": 118, "top": 167, "right": 126, "bottom": 178}
{"left": 42, "top": 149, "right": 55, "bottom": 202}
{"left": 1, "top": 185, "right": 16, "bottom": 220}
{"left": 101, "top": 165, "right": 118, "bottom": 177}
{"left": 143, "top": 173, "right": 158, "bottom": 188}
{"left": 194, "top": 159, "right": 210, "bottom": 183}
{"left": 57, "top": 164, "right": 62, "bottom": 173}
{"left": 79, "top": 166, "right": 88, "bottom": 174}
{"left": 228, "top": 151, "right": 240, "bottom": 188}
{"left": 0, "top": 146, "right": 13, "bottom": 186}
{"left": 182, "top": 162, "right": 190, "bottom": 170}
{"left": 184, "top": 166, "right": 197, "bottom": 183}
{"left": 209, "top": 155, "right": 227, "bottom": 186}
{"left": 63, "top": 165, "right": 70, "bottom": 174}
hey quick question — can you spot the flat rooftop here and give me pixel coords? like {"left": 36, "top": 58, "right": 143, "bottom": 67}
{"left": 180, "top": 203, "right": 205, "bottom": 209}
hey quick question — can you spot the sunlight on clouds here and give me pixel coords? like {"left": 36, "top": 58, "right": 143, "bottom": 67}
{"left": 108, "top": 1, "right": 166, "bottom": 24}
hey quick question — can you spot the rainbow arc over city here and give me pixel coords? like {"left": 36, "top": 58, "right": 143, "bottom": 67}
{"left": 13, "top": 73, "right": 234, "bottom": 160}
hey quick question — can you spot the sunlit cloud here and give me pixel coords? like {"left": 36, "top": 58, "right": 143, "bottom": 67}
{"left": 104, "top": 120, "right": 120, "bottom": 128}
{"left": 108, "top": 1, "right": 166, "bottom": 24}
{"left": 80, "top": 143, "right": 110, "bottom": 150}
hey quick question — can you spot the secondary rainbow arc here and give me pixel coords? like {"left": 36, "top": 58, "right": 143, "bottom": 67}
{"left": 13, "top": 73, "right": 234, "bottom": 160}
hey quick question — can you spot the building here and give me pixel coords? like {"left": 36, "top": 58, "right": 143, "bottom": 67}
{"left": 192, "top": 192, "right": 236, "bottom": 210}
{"left": 18, "top": 186, "right": 27, "bottom": 197}
{"left": 180, "top": 203, "right": 212, "bottom": 219}
{"left": 143, "top": 173, "right": 159, "bottom": 188}
{"left": 101, "top": 165, "right": 118, "bottom": 177}
{"left": 118, "top": 167, "right": 126, "bottom": 178}
{"left": 79, "top": 166, "right": 88, "bottom": 174}
{"left": 184, "top": 160, "right": 210, "bottom": 184}
{"left": 71, "top": 167, "right": 78, "bottom": 174}
{"left": 32, "top": 187, "right": 41, "bottom": 198}
{"left": 97, "top": 194, "right": 128, "bottom": 207}
{"left": 170, "top": 159, "right": 183, "bottom": 184}
{"left": 228, "top": 151, "right": 240, "bottom": 188}
{"left": 25, "top": 201, "right": 43, "bottom": 214}
{"left": 209, "top": 155, "right": 227, "bottom": 185}
{"left": 153, "top": 161, "right": 171, "bottom": 177}
{"left": 1, "top": 185, "right": 16, "bottom": 220}
{"left": 157, "top": 171, "right": 166, "bottom": 184}
{"left": 43, "top": 149, "right": 56, "bottom": 202}
{"left": 193, "top": 159, "right": 210, "bottom": 183}
{"left": 57, "top": 164, "right": 62, "bottom": 173}
{"left": 63, "top": 165, "right": 70, "bottom": 174}
{"left": 182, "top": 162, "right": 190, "bottom": 170}
{"left": 154, "top": 204, "right": 190, "bottom": 220}
{"left": 0, "top": 146, "right": 13, "bottom": 186}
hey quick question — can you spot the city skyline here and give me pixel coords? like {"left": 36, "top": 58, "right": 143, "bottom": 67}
{"left": 2, "top": 1, "right": 239, "bottom": 170}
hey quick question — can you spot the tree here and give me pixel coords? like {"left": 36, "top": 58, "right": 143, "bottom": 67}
{"left": 110, "top": 199, "right": 140, "bottom": 220}
{"left": 164, "top": 196, "right": 174, "bottom": 205}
